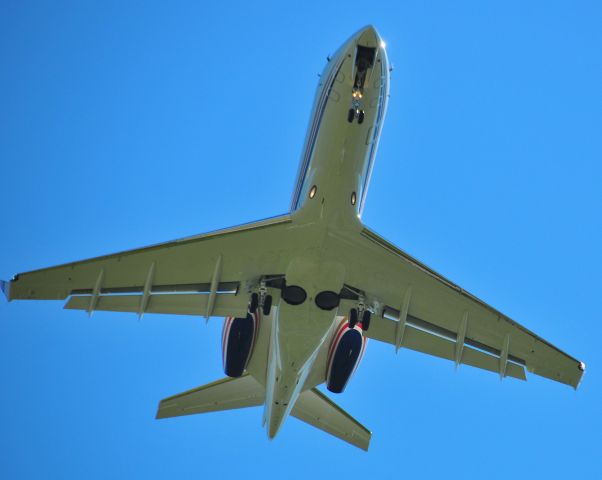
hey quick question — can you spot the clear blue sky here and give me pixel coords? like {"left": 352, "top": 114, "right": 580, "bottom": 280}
{"left": 1, "top": 2, "right": 600, "bottom": 478}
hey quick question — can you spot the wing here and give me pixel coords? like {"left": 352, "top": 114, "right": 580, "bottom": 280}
{"left": 335, "top": 226, "right": 585, "bottom": 388}
{"left": 3, "top": 214, "right": 293, "bottom": 319}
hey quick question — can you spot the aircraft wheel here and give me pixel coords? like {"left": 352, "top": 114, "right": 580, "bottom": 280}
{"left": 349, "top": 308, "right": 358, "bottom": 328}
{"left": 362, "top": 310, "right": 371, "bottom": 331}
{"left": 249, "top": 293, "right": 259, "bottom": 314}
{"left": 358, "top": 110, "right": 365, "bottom": 124}
{"left": 347, "top": 108, "right": 355, "bottom": 123}
{"left": 262, "top": 295, "right": 273, "bottom": 316}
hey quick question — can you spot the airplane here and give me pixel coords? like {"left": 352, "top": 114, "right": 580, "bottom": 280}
{"left": 0, "top": 26, "right": 585, "bottom": 451}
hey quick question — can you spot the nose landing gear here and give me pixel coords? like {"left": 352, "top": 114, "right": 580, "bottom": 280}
{"left": 358, "top": 109, "right": 365, "bottom": 124}
{"left": 347, "top": 90, "right": 365, "bottom": 124}
{"left": 347, "top": 108, "right": 355, "bottom": 123}
{"left": 347, "top": 45, "right": 374, "bottom": 126}
{"left": 347, "top": 108, "right": 365, "bottom": 124}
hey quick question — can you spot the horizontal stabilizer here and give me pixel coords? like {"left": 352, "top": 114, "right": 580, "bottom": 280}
{"left": 156, "top": 375, "right": 264, "bottom": 419}
{"left": 292, "top": 388, "right": 371, "bottom": 451}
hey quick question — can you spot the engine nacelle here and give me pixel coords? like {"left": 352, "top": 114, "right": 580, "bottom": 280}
{"left": 326, "top": 318, "right": 368, "bottom": 393}
{"left": 222, "top": 312, "right": 260, "bottom": 377}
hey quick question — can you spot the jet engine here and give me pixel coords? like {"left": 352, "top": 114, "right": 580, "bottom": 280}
{"left": 222, "top": 311, "right": 260, "bottom": 377}
{"left": 326, "top": 318, "right": 368, "bottom": 393}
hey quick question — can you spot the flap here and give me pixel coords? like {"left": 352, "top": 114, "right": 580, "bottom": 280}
{"left": 367, "top": 315, "right": 526, "bottom": 380}
{"left": 64, "top": 293, "right": 249, "bottom": 318}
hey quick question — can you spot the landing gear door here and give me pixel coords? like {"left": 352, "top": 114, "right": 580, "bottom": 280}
{"left": 353, "top": 45, "right": 376, "bottom": 93}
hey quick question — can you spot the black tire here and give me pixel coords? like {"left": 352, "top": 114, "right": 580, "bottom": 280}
{"left": 249, "top": 293, "right": 259, "bottom": 313}
{"left": 358, "top": 110, "right": 365, "bottom": 124}
{"left": 262, "top": 295, "right": 273, "bottom": 316}
{"left": 362, "top": 310, "right": 371, "bottom": 331}
{"left": 349, "top": 308, "right": 358, "bottom": 328}
{"left": 347, "top": 108, "right": 355, "bottom": 123}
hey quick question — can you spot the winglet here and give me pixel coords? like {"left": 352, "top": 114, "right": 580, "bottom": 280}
{"left": 575, "top": 361, "right": 586, "bottom": 390}
{"left": 0, "top": 280, "right": 10, "bottom": 301}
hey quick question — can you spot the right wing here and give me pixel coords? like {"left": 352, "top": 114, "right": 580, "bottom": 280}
{"left": 337, "top": 226, "right": 585, "bottom": 389}
{"left": 3, "top": 214, "right": 294, "bottom": 318}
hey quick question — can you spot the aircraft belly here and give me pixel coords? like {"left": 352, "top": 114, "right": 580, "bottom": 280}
{"left": 276, "top": 301, "right": 334, "bottom": 370}
{"left": 244, "top": 307, "right": 274, "bottom": 387}
{"left": 264, "top": 248, "right": 348, "bottom": 437}
{"left": 293, "top": 69, "right": 383, "bottom": 225}
{"left": 265, "top": 300, "right": 336, "bottom": 438}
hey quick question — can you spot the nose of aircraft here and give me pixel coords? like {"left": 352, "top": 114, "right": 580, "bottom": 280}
{"left": 330, "top": 25, "right": 386, "bottom": 66}
{"left": 355, "top": 25, "right": 382, "bottom": 48}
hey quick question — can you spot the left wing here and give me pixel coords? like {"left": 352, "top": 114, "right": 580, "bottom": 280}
{"left": 3, "top": 214, "right": 293, "bottom": 318}
{"left": 334, "top": 226, "right": 585, "bottom": 388}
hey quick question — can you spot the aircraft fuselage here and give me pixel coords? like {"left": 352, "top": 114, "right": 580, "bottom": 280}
{"left": 258, "top": 26, "right": 390, "bottom": 439}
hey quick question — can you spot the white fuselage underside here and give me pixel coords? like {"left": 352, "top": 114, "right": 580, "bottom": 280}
{"left": 244, "top": 26, "right": 390, "bottom": 439}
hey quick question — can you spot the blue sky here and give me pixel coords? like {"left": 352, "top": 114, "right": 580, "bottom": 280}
{"left": 1, "top": 1, "right": 601, "bottom": 478}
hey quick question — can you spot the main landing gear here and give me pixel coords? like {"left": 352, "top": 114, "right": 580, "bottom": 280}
{"left": 249, "top": 282, "right": 273, "bottom": 316}
{"left": 348, "top": 305, "right": 371, "bottom": 331}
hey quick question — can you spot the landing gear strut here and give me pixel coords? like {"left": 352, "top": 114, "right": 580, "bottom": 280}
{"left": 258, "top": 281, "right": 273, "bottom": 316}
{"left": 348, "top": 298, "right": 372, "bottom": 331}
{"left": 347, "top": 89, "right": 365, "bottom": 124}
{"left": 249, "top": 281, "right": 273, "bottom": 316}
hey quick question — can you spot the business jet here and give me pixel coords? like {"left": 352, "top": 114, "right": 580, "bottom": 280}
{"left": 1, "top": 26, "right": 584, "bottom": 451}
